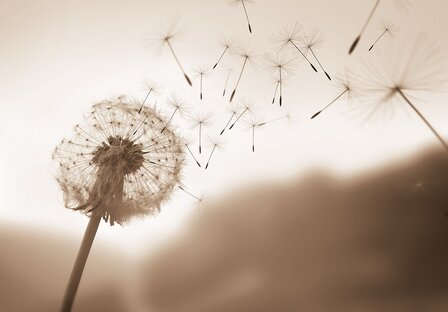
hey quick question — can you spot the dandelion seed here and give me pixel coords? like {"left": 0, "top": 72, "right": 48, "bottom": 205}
{"left": 257, "top": 114, "right": 291, "bottom": 127}
{"left": 192, "top": 66, "right": 210, "bottom": 100}
{"left": 229, "top": 98, "right": 254, "bottom": 130}
{"left": 220, "top": 102, "right": 241, "bottom": 135}
{"left": 178, "top": 184, "right": 203, "bottom": 202}
{"left": 150, "top": 21, "right": 192, "bottom": 86}
{"left": 368, "top": 20, "right": 396, "bottom": 51}
{"left": 265, "top": 51, "right": 297, "bottom": 106}
{"left": 303, "top": 29, "right": 331, "bottom": 80}
{"left": 205, "top": 136, "right": 225, "bottom": 169}
{"left": 228, "top": 0, "right": 255, "bottom": 34}
{"left": 185, "top": 143, "right": 201, "bottom": 167}
{"left": 229, "top": 45, "right": 257, "bottom": 102}
{"left": 139, "top": 80, "right": 161, "bottom": 113}
{"left": 348, "top": 0, "right": 382, "bottom": 54}
{"left": 311, "top": 72, "right": 356, "bottom": 119}
{"left": 245, "top": 117, "right": 263, "bottom": 152}
{"left": 52, "top": 96, "right": 185, "bottom": 311}
{"left": 222, "top": 68, "right": 232, "bottom": 97}
{"left": 359, "top": 35, "right": 448, "bottom": 152}
{"left": 213, "top": 39, "right": 234, "bottom": 69}
{"left": 161, "top": 95, "right": 189, "bottom": 133}
{"left": 187, "top": 111, "right": 214, "bottom": 154}
{"left": 274, "top": 22, "right": 318, "bottom": 73}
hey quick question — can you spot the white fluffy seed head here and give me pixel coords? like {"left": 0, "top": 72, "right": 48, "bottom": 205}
{"left": 52, "top": 96, "right": 185, "bottom": 225}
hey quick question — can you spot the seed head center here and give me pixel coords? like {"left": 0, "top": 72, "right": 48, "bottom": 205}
{"left": 92, "top": 136, "right": 144, "bottom": 175}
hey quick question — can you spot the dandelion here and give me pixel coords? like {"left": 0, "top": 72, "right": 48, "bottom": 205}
{"left": 220, "top": 102, "right": 241, "bottom": 135}
{"left": 192, "top": 66, "right": 210, "bottom": 100}
{"left": 213, "top": 38, "right": 234, "bottom": 69}
{"left": 359, "top": 35, "right": 448, "bottom": 152}
{"left": 229, "top": 44, "right": 257, "bottom": 102}
{"left": 222, "top": 68, "right": 232, "bottom": 97}
{"left": 187, "top": 111, "right": 214, "bottom": 154}
{"left": 311, "top": 71, "right": 357, "bottom": 119}
{"left": 265, "top": 51, "right": 297, "bottom": 106}
{"left": 205, "top": 136, "right": 225, "bottom": 169}
{"left": 227, "top": 0, "right": 255, "bottom": 34}
{"left": 150, "top": 21, "right": 192, "bottom": 86}
{"left": 368, "top": 20, "right": 396, "bottom": 51}
{"left": 274, "top": 22, "right": 318, "bottom": 73}
{"left": 303, "top": 29, "right": 331, "bottom": 81}
{"left": 161, "top": 95, "right": 189, "bottom": 133}
{"left": 52, "top": 96, "right": 185, "bottom": 311}
{"left": 229, "top": 98, "right": 254, "bottom": 130}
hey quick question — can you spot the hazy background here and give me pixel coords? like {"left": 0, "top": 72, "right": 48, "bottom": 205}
{"left": 1, "top": 0, "right": 448, "bottom": 311}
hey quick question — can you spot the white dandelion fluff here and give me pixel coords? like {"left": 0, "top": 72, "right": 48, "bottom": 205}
{"left": 53, "top": 97, "right": 185, "bottom": 225}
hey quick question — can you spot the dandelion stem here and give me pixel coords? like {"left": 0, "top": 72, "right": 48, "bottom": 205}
{"left": 349, "top": 0, "right": 381, "bottom": 54}
{"left": 138, "top": 90, "right": 153, "bottom": 114}
{"left": 272, "top": 81, "right": 280, "bottom": 104}
{"left": 161, "top": 108, "right": 178, "bottom": 133}
{"left": 186, "top": 144, "right": 201, "bottom": 167}
{"left": 288, "top": 39, "right": 318, "bottom": 73}
{"left": 241, "top": 0, "right": 253, "bottom": 33}
{"left": 220, "top": 112, "right": 235, "bottom": 135}
{"left": 397, "top": 89, "right": 448, "bottom": 153}
{"left": 166, "top": 40, "right": 192, "bottom": 86}
{"left": 229, "top": 108, "right": 248, "bottom": 129}
{"left": 200, "top": 74, "right": 203, "bottom": 100}
{"left": 61, "top": 213, "right": 101, "bottom": 312}
{"left": 213, "top": 46, "right": 229, "bottom": 69}
{"left": 205, "top": 145, "right": 217, "bottom": 169}
{"left": 369, "top": 28, "right": 388, "bottom": 51}
{"left": 223, "top": 69, "right": 232, "bottom": 97}
{"left": 199, "top": 123, "right": 202, "bottom": 154}
{"left": 309, "top": 48, "right": 331, "bottom": 81}
{"left": 230, "top": 56, "right": 248, "bottom": 102}
{"left": 279, "top": 67, "right": 283, "bottom": 106}
{"left": 311, "top": 88, "right": 348, "bottom": 119}
{"left": 252, "top": 125, "right": 255, "bottom": 152}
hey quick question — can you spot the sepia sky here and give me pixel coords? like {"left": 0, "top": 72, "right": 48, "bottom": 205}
{"left": 1, "top": 0, "right": 448, "bottom": 250}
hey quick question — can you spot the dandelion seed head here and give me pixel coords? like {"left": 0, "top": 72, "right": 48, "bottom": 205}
{"left": 53, "top": 96, "right": 185, "bottom": 225}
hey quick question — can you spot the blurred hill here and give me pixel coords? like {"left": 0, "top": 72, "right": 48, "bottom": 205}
{"left": 140, "top": 146, "right": 448, "bottom": 312}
